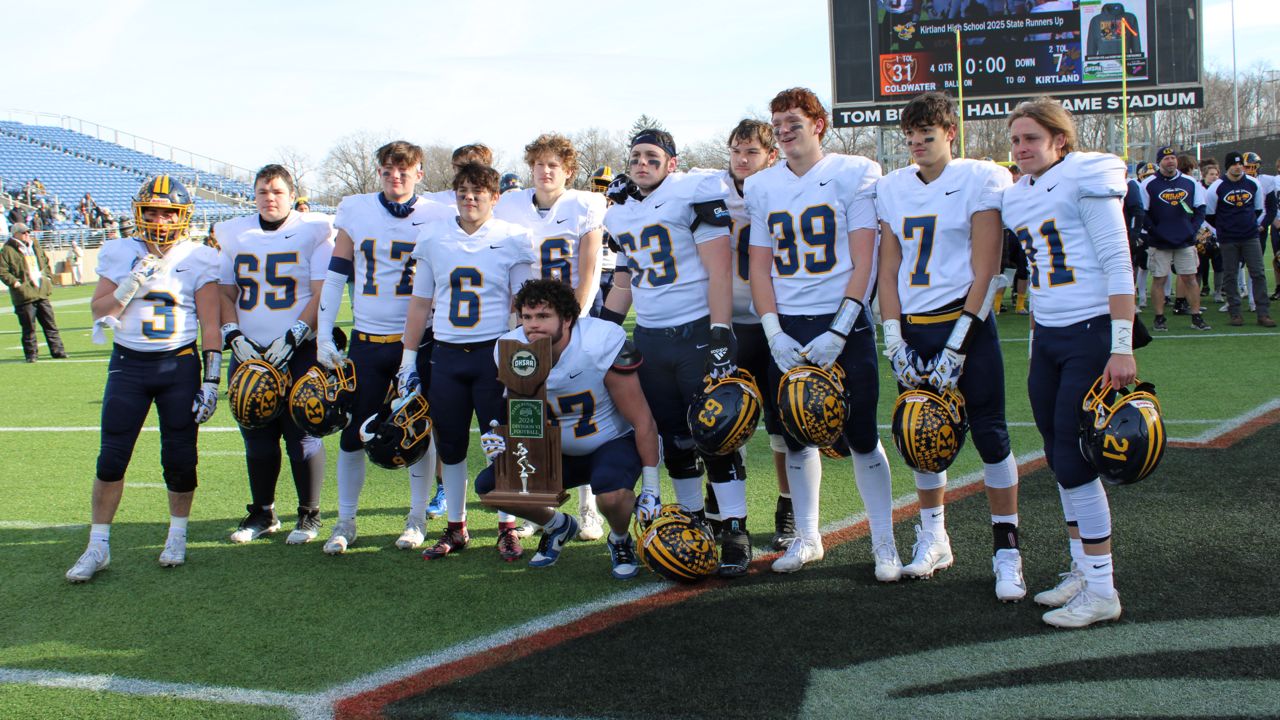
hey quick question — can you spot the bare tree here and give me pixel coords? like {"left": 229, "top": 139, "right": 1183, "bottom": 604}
{"left": 274, "top": 146, "right": 313, "bottom": 195}
{"left": 419, "top": 143, "right": 457, "bottom": 193}
{"left": 679, "top": 136, "right": 730, "bottom": 172}
{"left": 570, "top": 127, "right": 628, "bottom": 188}
{"left": 321, "top": 131, "right": 393, "bottom": 197}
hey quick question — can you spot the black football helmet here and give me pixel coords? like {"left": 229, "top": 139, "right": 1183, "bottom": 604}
{"left": 777, "top": 364, "right": 848, "bottom": 449}
{"left": 637, "top": 505, "right": 719, "bottom": 582}
{"left": 359, "top": 394, "right": 432, "bottom": 470}
{"left": 688, "top": 370, "right": 762, "bottom": 456}
{"left": 288, "top": 360, "right": 357, "bottom": 437}
{"left": 499, "top": 172, "right": 522, "bottom": 193}
{"left": 1136, "top": 162, "right": 1156, "bottom": 181}
{"left": 1079, "top": 377, "right": 1166, "bottom": 485}
{"left": 229, "top": 359, "right": 293, "bottom": 430}
{"left": 891, "top": 386, "right": 968, "bottom": 473}
{"left": 133, "top": 175, "right": 194, "bottom": 248}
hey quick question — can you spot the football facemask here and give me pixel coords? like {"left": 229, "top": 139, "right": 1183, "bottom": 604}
{"left": 359, "top": 394, "right": 433, "bottom": 470}
{"left": 288, "top": 360, "right": 357, "bottom": 437}
{"left": 133, "top": 175, "right": 194, "bottom": 249}
{"left": 1079, "top": 376, "right": 1166, "bottom": 485}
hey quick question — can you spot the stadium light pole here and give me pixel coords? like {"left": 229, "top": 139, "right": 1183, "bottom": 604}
{"left": 1231, "top": 0, "right": 1240, "bottom": 141}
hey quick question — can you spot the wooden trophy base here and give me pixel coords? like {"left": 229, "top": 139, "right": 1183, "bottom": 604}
{"left": 480, "top": 489, "right": 570, "bottom": 512}
{"left": 479, "top": 419, "right": 565, "bottom": 513}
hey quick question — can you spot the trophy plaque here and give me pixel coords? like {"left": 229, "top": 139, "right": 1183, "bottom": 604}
{"left": 480, "top": 336, "right": 566, "bottom": 511}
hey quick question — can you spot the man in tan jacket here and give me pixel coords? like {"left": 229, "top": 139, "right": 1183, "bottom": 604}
{"left": 0, "top": 223, "right": 67, "bottom": 362}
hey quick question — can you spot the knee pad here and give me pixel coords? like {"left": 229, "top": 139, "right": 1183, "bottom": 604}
{"left": 662, "top": 435, "right": 703, "bottom": 479}
{"left": 163, "top": 466, "right": 198, "bottom": 493}
{"left": 914, "top": 471, "right": 946, "bottom": 491}
{"left": 704, "top": 451, "right": 746, "bottom": 483}
{"left": 1065, "top": 478, "right": 1111, "bottom": 543}
{"left": 769, "top": 433, "right": 788, "bottom": 454}
{"left": 95, "top": 457, "right": 126, "bottom": 484}
{"left": 982, "top": 454, "right": 1019, "bottom": 490}
{"left": 298, "top": 434, "right": 324, "bottom": 461}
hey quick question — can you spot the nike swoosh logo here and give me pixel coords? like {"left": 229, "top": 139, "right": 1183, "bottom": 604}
{"left": 654, "top": 203, "right": 666, "bottom": 209}
{"left": 284, "top": 234, "right": 296, "bottom": 239}
{"left": 819, "top": 180, "right": 833, "bottom": 186}
{"left": 489, "top": 244, "right": 503, "bottom": 249}
{"left": 695, "top": 343, "right": 709, "bottom": 349}
{"left": 1046, "top": 184, "right": 1059, "bottom": 192}
{"left": 930, "top": 511, "right": 942, "bottom": 517}
{"left": 1091, "top": 563, "right": 1111, "bottom": 570}
{"left": 945, "top": 189, "right": 960, "bottom": 195}
{"left": 175, "top": 268, "right": 189, "bottom": 273}
{"left": 569, "top": 371, "right": 583, "bottom": 378}
{"left": 412, "top": 221, "right": 426, "bottom": 226}
{"left": 556, "top": 219, "right": 567, "bottom": 224}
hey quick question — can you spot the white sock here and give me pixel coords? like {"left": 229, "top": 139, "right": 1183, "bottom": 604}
{"left": 711, "top": 481, "right": 748, "bottom": 519}
{"left": 578, "top": 484, "right": 596, "bottom": 513}
{"left": 90, "top": 523, "right": 110, "bottom": 544}
{"left": 1068, "top": 537, "right": 1086, "bottom": 568}
{"left": 336, "top": 449, "right": 367, "bottom": 521}
{"left": 991, "top": 512, "right": 1019, "bottom": 526}
{"left": 545, "top": 512, "right": 566, "bottom": 532}
{"left": 672, "top": 476, "right": 703, "bottom": 511}
{"left": 852, "top": 441, "right": 894, "bottom": 546}
{"left": 1082, "top": 552, "right": 1116, "bottom": 598}
{"left": 408, "top": 455, "right": 431, "bottom": 521}
{"left": 921, "top": 506, "right": 945, "bottom": 536}
{"left": 497, "top": 511, "right": 516, "bottom": 524}
{"left": 443, "top": 461, "right": 469, "bottom": 523}
{"left": 785, "top": 447, "right": 822, "bottom": 537}
{"left": 168, "top": 515, "right": 188, "bottom": 538}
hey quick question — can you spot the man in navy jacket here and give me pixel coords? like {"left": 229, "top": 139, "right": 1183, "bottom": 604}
{"left": 1206, "top": 151, "right": 1273, "bottom": 327}
{"left": 1141, "top": 145, "right": 1208, "bottom": 331}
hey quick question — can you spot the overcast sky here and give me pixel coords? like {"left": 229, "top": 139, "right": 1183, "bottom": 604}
{"left": 4, "top": 0, "right": 1272, "bottom": 178}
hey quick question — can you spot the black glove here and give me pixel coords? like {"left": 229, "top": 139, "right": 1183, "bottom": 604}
{"left": 705, "top": 324, "right": 738, "bottom": 380}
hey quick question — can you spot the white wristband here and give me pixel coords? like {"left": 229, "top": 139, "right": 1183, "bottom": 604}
{"left": 1111, "top": 318, "right": 1133, "bottom": 355}
{"left": 760, "top": 312, "right": 783, "bottom": 341}
{"left": 641, "top": 466, "right": 660, "bottom": 494}
{"left": 882, "top": 318, "right": 903, "bottom": 350}
{"left": 399, "top": 348, "right": 418, "bottom": 371}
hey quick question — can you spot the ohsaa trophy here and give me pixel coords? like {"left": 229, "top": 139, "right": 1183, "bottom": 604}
{"left": 479, "top": 336, "right": 566, "bottom": 511}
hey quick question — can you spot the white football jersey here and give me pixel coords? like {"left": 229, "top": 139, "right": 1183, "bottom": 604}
{"left": 216, "top": 212, "right": 335, "bottom": 345}
{"left": 411, "top": 216, "right": 535, "bottom": 343}
{"left": 422, "top": 189, "right": 456, "bottom": 209}
{"left": 1000, "top": 152, "right": 1129, "bottom": 327}
{"left": 745, "top": 153, "right": 882, "bottom": 315}
{"left": 719, "top": 170, "right": 759, "bottom": 325}
{"left": 494, "top": 188, "right": 606, "bottom": 312}
{"left": 875, "top": 159, "right": 1010, "bottom": 314}
{"left": 334, "top": 193, "right": 454, "bottom": 335}
{"left": 603, "top": 171, "right": 732, "bottom": 328}
{"left": 497, "top": 318, "right": 631, "bottom": 455}
{"left": 96, "top": 238, "right": 219, "bottom": 352}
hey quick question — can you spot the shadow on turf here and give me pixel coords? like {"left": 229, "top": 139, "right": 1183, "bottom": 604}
{"left": 377, "top": 424, "right": 1280, "bottom": 720}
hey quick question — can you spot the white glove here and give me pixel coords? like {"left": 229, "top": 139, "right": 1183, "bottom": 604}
{"left": 395, "top": 349, "right": 420, "bottom": 398}
{"left": 113, "top": 253, "right": 161, "bottom": 305}
{"left": 761, "top": 313, "right": 804, "bottom": 371}
{"left": 221, "top": 323, "right": 262, "bottom": 364}
{"left": 801, "top": 331, "right": 846, "bottom": 369}
{"left": 192, "top": 382, "right": 219, "bottom": 424}
{"left": 635, "top": 490, "right": 662, "bottom": 527}
{"left": 927, "top": 347, "right": 965, "bottom": 392}
{"left": 316, "top": 335, "right": 343, "bottom": 370}
{"left": 886, "top": 343, "right": 927, "bottom": 388}
{"left": 263, "top": 320, "right": 311, "bottom": 369}
{"left": 480, "top": 419, "right": 506, "bottom": 462}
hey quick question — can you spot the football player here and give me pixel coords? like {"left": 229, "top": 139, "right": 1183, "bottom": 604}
{"left": 874, "top": 92, "right": 1025, "bottom": 601}
{"left": 746, "top": 87, "right": 900, "bottom": 578}
{"left": 476, "top": 279, "right": 659, "bottom": 578}
{"left": 66, "top": 175, "right": 222, "bottom": 583}
{"left": 495, "top": 134, "right": 608, "bottom": 541}
{"left": 399, "top": 162, "right": 535, "bottom": 561}
{"left": 1002, "top": 97, "right": 1136, "bottom": 627}
{"left": 717, "top": 119, "right": 794, "bottom": 550}
{"left": 599, "top": 129, "right": 748, "bottom": 577}
{"left": 589, "top": 166, "right": 619, "bottom": 314}
{"left": 314, "top": 141, "right": 454, "bottom": 555}
{"left": 423, "top": 144, "right": 493, "bottom": 208}
{"left": 216, "top": 165, "right": 335, "bottom": 545}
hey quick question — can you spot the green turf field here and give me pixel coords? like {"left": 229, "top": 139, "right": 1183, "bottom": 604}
{"left": 0, "top": 280, "right": 1277, "bottom": 719}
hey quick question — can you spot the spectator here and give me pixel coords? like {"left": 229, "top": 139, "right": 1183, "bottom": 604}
{"left": 0, "top": 223, "right": 67, "bottom": 362}
{"left": 80, "top": 193, "right": 99, "bottom": 229}
{"left": 69, "top": 238, "right": 84, "bottom": 285}
{"left": 1169, "top": 154, "right": 1200, "bottom": 315}
{"left": 8, "top": 204, "right": 25, "bottom": 227}
{"left": 1206, "top": 151, "right": 1273, "bottom": 327}
{"left": 1139, "top": 145, "right": 1208, "bottom": 331}
{"left": 1196, "top": 159, "right": 1223, "bottom": 303}
{"left": 294, "top": 196, "right": 310, "bottom": 212}
{"left": 1132, "top": 162, "right": 1156, "bottom": 308}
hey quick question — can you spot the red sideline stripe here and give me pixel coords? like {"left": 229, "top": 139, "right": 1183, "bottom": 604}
{"left": 335, "top": 438, "right": 1256, "bottom": 719}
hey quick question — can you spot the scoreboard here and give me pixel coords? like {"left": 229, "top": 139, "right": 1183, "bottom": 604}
{"left": 831, "top": 0, "right": 1203, "bottom": 127}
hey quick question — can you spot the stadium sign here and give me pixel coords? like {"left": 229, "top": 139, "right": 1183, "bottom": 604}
{"left": 836, "top": 86, "right": 1203, "bottom": 127}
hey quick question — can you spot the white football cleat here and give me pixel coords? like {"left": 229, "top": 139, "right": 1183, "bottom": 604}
{"left": 66, "top": 544, "right": 110, "bottom": 583}
{"left": 872, "top": 541, "right": 903, "bottom": 583}
{"left": 324, "top": 519, "right": 357, "bottom": 555}
{"left": 1042, "top": 588, "right": 1121, "bottom": 628}
{"left": 396, "top": 514, "right": 426, "bottom": 549}
{"left": 577, "top": 502, "right": 604, "bottom": 542}
{"left": 286, "top": 509, "right": 321, "bottom": 545}
{"left": 993, "top": 549, "right": 1027, "bottom": 602}
{"left": 1034, "top": 562, "right": 1086, "bottom": 607}
{"left": 771, "top": 534, "right": 824, "bottom": 573}
{"left": 902, "top": 524, "right": 953, "bottom": 579}
{"left": 159, "top": 535, "right": 186, "bottom": 567}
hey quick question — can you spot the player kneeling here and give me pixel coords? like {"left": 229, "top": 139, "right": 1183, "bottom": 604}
{"left": 475, "top": 280, "right": 661, "bottom": 579}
